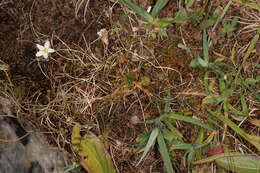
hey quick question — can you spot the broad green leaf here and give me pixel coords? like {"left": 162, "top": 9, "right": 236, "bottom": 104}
{"left": 216, "top": 155, "right": 260, "bottom": 173}
{"left": 193, "top": 152, "right": 253, "bottom": 164}
{"left": 157, "top": 130, "right": 175, "bottom": 173}
{"left": 119, "top": 0, "right": 154, "bottom": 22}
{"left": 164, "top": 113, "right": 215, "bottom": 131}
{"left": 198, "top": 58, "right": 208, "bottom": 67}
{"left": 151, "top": 0, "right": 169, "bottom": 18}
{"left": 72, "top": 124, "right": 116, "bottom": 173}
{"left": 171, "top": 141, "right": 193, "bottom": 150}
{"left": 136, "top": 127, "right": 159, "bottom": 166}
{"left": 156, "top": 17, "right": 175, "bottom": 28}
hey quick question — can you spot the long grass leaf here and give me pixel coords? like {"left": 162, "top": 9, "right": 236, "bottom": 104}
{"left": 164, "top": 89, "right": 172, "bottom": 113}
{"left": 203, "top": 29, "right": 209, "bottom": 65}
{"left": 157, "top": 130, "right": 175, "bottom": 173}
{"left": 240, "top": 91, "right": 248, "bottom": 115}
{"left": 151, "top": 0, "right": 169, "bottom": 18}
{"left": 165, "top": 113, "right": 215, "bottom": 131}
{"left": 136, "top": 127, "right": 159, "bottom": 166}
{"left": 119, "top": 0, "right": 154, "bottom": 22}
{"left": 207, "top": 108, "right": 260, "bottom": 151}
{"left": 236, "top": 30, "right": 259, "bottom": 80}
{"left": 233, "top": 0, "right": 260, "bottom": 11}
{"left": 216, "top": 155, "right": 260, "bottom": 173}
{"left": 204, "top": 71, "right": 210, "bottom": 95}
{"left": 165, "top": 121, "right": 183, "bottom": 140}
{"left": 212, "top": 0, "right": 232, "bottom": 32}
{"left": 193, "top": 152, "right": 253, "bottom": 164}
{"left": 195, "top": 128, "right": 205, "bottom": 160}
{"left": 241, "top": 76, "right": 260, "bottom": 101}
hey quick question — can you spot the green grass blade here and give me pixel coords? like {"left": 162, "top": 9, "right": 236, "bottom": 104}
{"left": 165, "top": 121, "right": 183, "bottom": 141}
{"left": 136, "top": 127, "right": 159, "bottom": 166}
{"left": 212, "top": 0, "right": 232, "bottom": 32}
{"left": 240, "top": 91, "right": 248, "bottom": 116}
{"left": 242, "top": 78, "right": 260, "bottom": 101}
{"left": 204, "top": 71, "right": 210, "bottom": 95}
{"left": 195, "top": 128, "right": 205, "bottom": 160}
{"left": 203, "top": 29, "right": 209, "bottom": 65}
{"left": 233, "top": 0, "right": 260, "bottom": 11}
{"left": 236, "top": 30, "right": 259, "bottom": 80}
{"left": 151, "top": 0, "right": 169, "bottom": 18}
{"left": 207, "top": 108, "right": 260, "bottom": 151}
{"left": 164, "top": 89, "right": 172, "bottom": 113}
{"left": 119, "top": 0, "right": 154, "bottom": 22}
{"left": 193, "top": 152, "right": 252, "bottom": 164}
{"left": 165, "top": 113, "right": 215, "bottom": 131}
{"left": 171, "top": 141, "right": 193, "bottom": 150}
{"left": 157, "top": 130, "right": 175, "bottom": 173}
{"left": 178, "top": 43, "right": 192, "bottom": 53}
{"left": 242, "top": 31, "right": 259, "bottom": 69}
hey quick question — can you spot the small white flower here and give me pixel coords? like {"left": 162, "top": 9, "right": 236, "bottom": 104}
{"left": 147, "top": 6, "right": 152, "bottom": 13}
{"left": 36, "top": 40, "right": 55, "bottom": 59}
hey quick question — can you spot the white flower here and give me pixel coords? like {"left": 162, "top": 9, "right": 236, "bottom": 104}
{"left": 97, "top": 28, "right": 109, "bottom": 45}
{"left": 36, "top": 40, "right": 55, "bottom": 59}
{"left": 147, "top": 6, "right": 152, "bottom": 13}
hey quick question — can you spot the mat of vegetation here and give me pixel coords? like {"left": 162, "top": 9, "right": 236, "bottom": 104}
{"left": 0, "top": 0, "right": 259, "bottom": 172}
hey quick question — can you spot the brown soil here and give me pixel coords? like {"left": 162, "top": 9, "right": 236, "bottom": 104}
{"left": 0, "top": 0, "right": 259, "bottom": 173}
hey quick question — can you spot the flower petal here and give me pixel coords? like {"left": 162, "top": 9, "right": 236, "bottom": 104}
{"left": 36, "top": 51, "right": 44, "bottom": 57}
{"left": 36, "top": 44, "right": 44, "bottom": 50}
{"left": 48, "top": 48, "right": 55, "bottom": 53}
{"left": 43, "top": 52, "right": 48, "bottom": 59}
{"left": 44, "top": 40, "right": 50, "bottom": 48}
